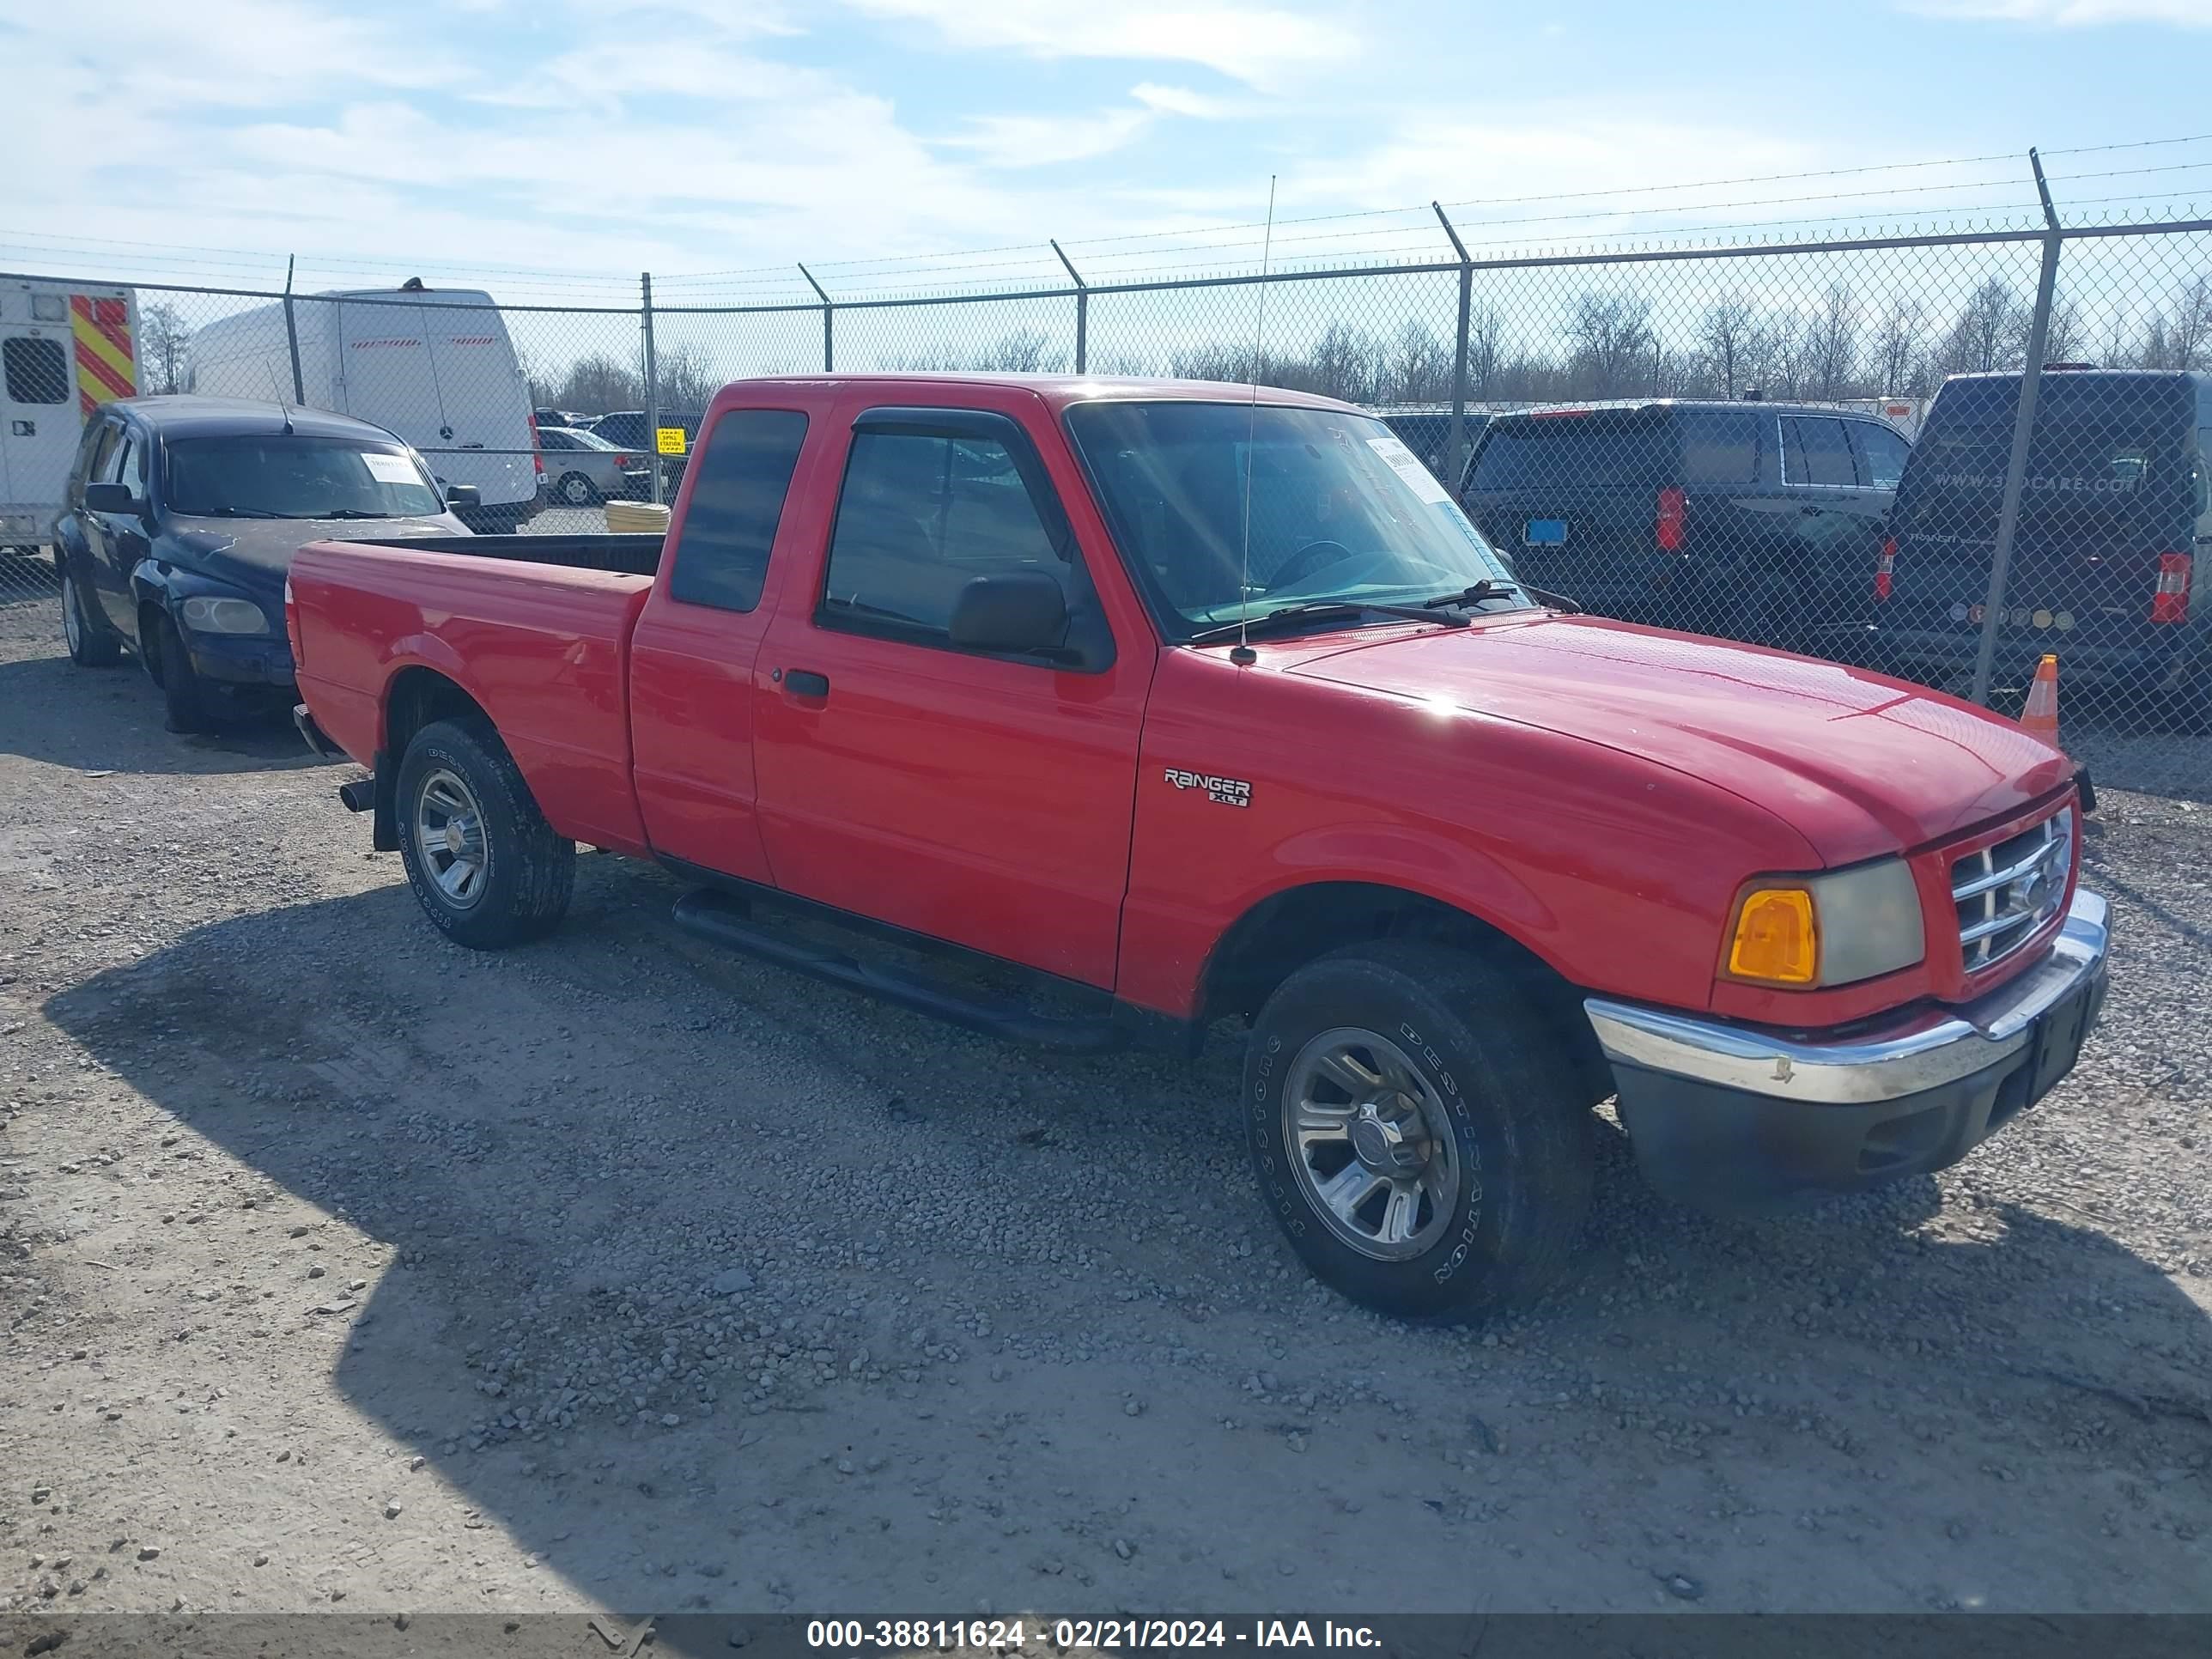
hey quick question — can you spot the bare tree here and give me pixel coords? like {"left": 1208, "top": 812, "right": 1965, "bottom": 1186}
{"left": 2172, "top": 274, "right": 2212, "bottom": 369}
{"left": 1467, "top": 304, "right": 1502, "bottom": 398}
{"left": 981, "top": 328, "right": 1068, "bottom": 374}
{"left": 1807, "top": 282, "right": 1860, "bottom": 400}
{"left": 140, "top": 301, "right": 191, "bottom": 395}
{"left": 1386, "top": 319, "right": 1450, "bottom": 404}
{"left": 1564, "top": 291, "right": 1653, "bottom": 397}
{"left": 652, "top": 341, "right": 721, "bottom": 411}
{"left": 1940, "top": 279, "right": 2023, "bottom": 376}
{"left": 1308, "top": 323, "right": 1382, "bottom": 404}
{"left": 1872, "top": 297, "right": 1925, "bottom": 394}
{"left": 1697, "top": 294, "right": 1758, "bottom": 398}
{"left": 546, "top": 352, "right": 643, "bottom": 413}
{"left": 2039, "top": 297, "right": 2086, "bottom": 367}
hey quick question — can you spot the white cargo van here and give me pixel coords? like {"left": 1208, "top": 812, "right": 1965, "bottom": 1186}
{"left": 3, "top": 277, "right": 137, "bottom": 551}
{"left": 190, "top": 283, "right": 540, "bottom": 532}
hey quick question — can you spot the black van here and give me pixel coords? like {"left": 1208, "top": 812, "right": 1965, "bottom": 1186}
{"left": 1460, "top": 400, "right": 1909, "bottom": 650}
{"left": 1873, "top": 368, "right": 2209, "bottom": 720}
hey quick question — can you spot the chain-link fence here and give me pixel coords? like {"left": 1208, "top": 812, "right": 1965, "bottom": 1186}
{"left": 5, "top": 206, "right": 2209, "bottom": 735}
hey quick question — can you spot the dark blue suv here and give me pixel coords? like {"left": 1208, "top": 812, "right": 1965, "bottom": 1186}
{"left": 1871, "top": 368, "right": 2209, "bottom": 724}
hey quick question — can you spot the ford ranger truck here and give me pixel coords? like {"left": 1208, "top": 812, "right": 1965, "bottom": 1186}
{"left": 286, "top": 375, "right": 2111, "bottom": 1322}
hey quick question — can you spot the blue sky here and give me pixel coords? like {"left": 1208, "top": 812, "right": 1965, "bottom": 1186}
{"left": 3, "top": 0, "right": 2209, "bottom": 302}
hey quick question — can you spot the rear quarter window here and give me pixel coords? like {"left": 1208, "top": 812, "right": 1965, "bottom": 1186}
{"left": 665, "top": 410, "right": 810, "bottom": 613}
{"left": 1468, "top": 416, "right": 1668, "bottom": 491}
{"left": 1675, "top": 411, "right": 1762, "bottom": 486}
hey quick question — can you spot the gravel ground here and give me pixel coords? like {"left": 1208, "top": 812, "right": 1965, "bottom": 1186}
{"left": 0, "top": 580, "right": 2208, "bottom": 1623}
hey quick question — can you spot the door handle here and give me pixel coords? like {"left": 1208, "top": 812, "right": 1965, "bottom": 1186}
{"left": 784, "top": 669, "right": 830, "bottom": 699}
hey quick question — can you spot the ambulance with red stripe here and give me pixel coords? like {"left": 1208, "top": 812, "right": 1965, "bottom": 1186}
{"left": 2, "top": 278, "right": 137, "bottom": 553}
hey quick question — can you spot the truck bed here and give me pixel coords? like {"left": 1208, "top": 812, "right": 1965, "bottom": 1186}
{"left": 288, "top": 535, "right": 659, "bottom": 854}
{"left": 387, "top": 533, "right": 664, "bottom": 578}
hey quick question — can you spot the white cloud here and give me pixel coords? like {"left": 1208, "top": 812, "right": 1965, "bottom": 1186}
{"left": 1131, "top": 82, "right": 1249, "bottom": 118}
{"left": 939, "top": 108, "right": 1158, "bottom": 168}
{"left": 1905, "top": 0, "right": 2212, "bottom": 22}
{"left": 837, "top": 0, "right": 1359, "bottom": 88}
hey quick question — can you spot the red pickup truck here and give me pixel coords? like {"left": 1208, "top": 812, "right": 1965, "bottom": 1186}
{"left": 287, "top": 374, "right": 2111, "bottom": 1322}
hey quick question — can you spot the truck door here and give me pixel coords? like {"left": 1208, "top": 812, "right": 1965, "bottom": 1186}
{"left": 749, "top": 400, "right": 1149, "bottom": 989}
{"left": 629, "top": 404, "right": 819, "bottom": 884}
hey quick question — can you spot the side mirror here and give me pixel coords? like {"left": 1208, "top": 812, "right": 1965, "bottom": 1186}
{"left": 948, "top": 570, "right": 1068, "bottom": 654}
{"left": 83, "top": 482, "right": 144, "bottom": 517}
{"left": 445, "top": 483, "right": 481, "bottom": 509}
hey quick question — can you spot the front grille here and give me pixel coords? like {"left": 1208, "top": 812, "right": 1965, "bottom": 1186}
{"left": 1951, "top": 806, "right": 2073, "bottom": 973}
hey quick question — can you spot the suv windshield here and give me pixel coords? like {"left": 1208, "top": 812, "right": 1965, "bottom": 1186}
{"left": 164, "top": 435, "right": 444, "bottom": 520}
{"left": 1066, "top": 401, "right": 1516, "bottom": 631}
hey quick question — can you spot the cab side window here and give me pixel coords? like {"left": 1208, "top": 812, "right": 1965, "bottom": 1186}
{"left": 819, "top": 424, "right": 1073, "bottom": 643}
{"left": 665, "top": 410, "right": 810, "bottom": 614}
{"left": 84, "top": 422, "right": 124, "bottom": 492}
{"left": 1784, "top": 417, "right": 1856, "bottom": 486}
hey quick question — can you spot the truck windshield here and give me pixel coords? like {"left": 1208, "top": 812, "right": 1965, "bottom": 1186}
{"left": 1066, "top": 401, "right": 1517, "bottom": 633}
{"left": 164, "top": 435, "right": 444, "bottom": 520}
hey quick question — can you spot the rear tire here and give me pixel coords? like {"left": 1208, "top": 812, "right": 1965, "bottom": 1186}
{"left": 556, "top": 471, "right": 599, "bottom": 507}
{"left": 62, "top": 568, "right": 123, "bottom": 666}
{"left": 1243, "top": 941, "right": 1595, "bottom": 1322}
{"left": 395, "top": 717, "right": 574, "bottom": 949}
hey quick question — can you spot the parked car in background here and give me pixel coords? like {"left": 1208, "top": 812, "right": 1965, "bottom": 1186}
{"left": 3, "top": 277, "right": 137, "bottom": 556}
{"left": 533, "top": 405, "right": 592, "bottom": 430}
{"left": 188, "top": 283, "right": 541, "bottom": 535}
{"left": 538, "top": 425, "right": 652, "bottom": 505}
{"left": 1871, "top": 368, "right": 2209, "bottom": 723}
{"left": 583, "top": 408, "right": 704, "bottom": 453}
{"left": 54, "top": 396, "right": 471, "bottom": 732}
{"left": 1462, "top": 398, "right": 1910, "bottom": 651}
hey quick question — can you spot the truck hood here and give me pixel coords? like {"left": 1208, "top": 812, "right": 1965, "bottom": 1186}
{"left": 1280, "top": 615, "right": 2075, "bottom": 865}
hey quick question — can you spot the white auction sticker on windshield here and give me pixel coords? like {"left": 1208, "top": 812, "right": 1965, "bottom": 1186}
{"left": 1365, "top": 435, "right": 1452, "bottom": 505}
{"left": 362, "top": 453, "right": 421, "bottom": 485}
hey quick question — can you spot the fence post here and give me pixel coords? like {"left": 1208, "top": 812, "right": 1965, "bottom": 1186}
{"left": 1970, "top": 149, "right": 2063, "bottom": 708}
{"left": 1432, "top": 204, "right": 1474, "bottom": 491}
{"left": 1051, "top": 240, "right": 1088, "bottom": 374}
{"left": 282, "top": 256, "right": 306, "bottom": 404}
{"left": 799, "top": 264, "right": 833, "bottom": 372}
{"left": 641, "top": 271, "right": 663, "bottom": 506}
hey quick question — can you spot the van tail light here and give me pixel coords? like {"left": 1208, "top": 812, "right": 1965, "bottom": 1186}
{"left": 528, "top": 411, "right": 544, "bottom": 478}
{"left": 1875, "top": 537, "right": 1896, "bottom": 602}
{"left": 1656, "top": 486, "right": 1686, "bottom": 553}
{"left": 2151, "top": 552, "right": 2191, "bottom": 623}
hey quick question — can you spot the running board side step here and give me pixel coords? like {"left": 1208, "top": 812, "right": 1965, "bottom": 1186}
{"left": 670, "top": 890, "right": 1124, "bottom": 1052}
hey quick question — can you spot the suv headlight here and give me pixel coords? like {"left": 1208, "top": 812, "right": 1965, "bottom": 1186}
{"left": 179, "top": 595, "right": 271, "bottom": 635}
{"left": 1726, "top": 856, "right": 1925, "bottom": 988}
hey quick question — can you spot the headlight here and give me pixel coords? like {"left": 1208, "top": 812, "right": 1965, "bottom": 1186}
{"left": 179, "top": 595, "right": 271, "bottom": 635}
{"left": 1726, "top": 856, "right": 1924, "bottom": 988}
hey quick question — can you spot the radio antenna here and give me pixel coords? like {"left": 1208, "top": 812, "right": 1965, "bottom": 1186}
{"left": 1230, "top": 174, "right": 1278, "bottom": 669}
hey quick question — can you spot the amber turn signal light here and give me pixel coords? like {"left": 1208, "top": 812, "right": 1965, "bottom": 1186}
{"left": 1728, "top": 888, "right": 1818, "bottom": 985}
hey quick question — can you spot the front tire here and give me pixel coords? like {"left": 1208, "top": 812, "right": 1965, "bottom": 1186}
{"left": 556, "top": 471, "right": 599, "bottom": 507}
{"left": 63, "top": 568, "right": 123, "bottom": 666}
{"left": 1243, "top": 941, "right": 1594, "bottom": 1322}
{"left": 151, "top": 612, "right": 216, "bottom": 733}
{"left": 395, "top": 718, "right": 574, "bottom": 949}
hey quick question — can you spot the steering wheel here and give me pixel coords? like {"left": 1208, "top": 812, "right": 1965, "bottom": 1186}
{"left": 1267, "top": 539, "right": 1356, "bottom": 592}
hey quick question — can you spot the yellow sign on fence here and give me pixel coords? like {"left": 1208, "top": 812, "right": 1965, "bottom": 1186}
{"left": 655, "top": 427, "right": 687, "bottom": 455}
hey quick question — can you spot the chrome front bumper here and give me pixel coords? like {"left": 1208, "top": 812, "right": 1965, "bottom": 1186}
{"left": 1583, "top": 889, "right": 2109, "bottom": 1108}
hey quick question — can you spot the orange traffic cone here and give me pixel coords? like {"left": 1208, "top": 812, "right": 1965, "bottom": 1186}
{"left": 2021, "top": 653, "right": 2060, "bottom": 743}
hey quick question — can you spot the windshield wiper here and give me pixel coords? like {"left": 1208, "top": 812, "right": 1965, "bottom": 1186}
{"left": 1420, "top": 579, "right": 1583, "bottom": 615}
{"left": 313, "top": 509, "right": 392, "bottom": 520}
{"left": 1186, "top": 601, "right": 1468, "bottom": 647}
{"left": 186, "top": 506, "right": 285, "bottom": 520}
